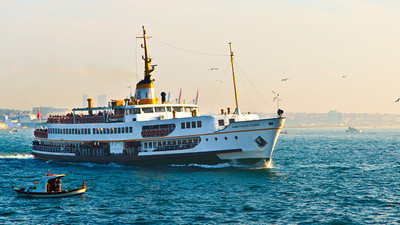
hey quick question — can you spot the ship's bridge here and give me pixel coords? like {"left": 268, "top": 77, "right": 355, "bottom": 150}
{"left": 125, "top": 104, "right": 199, "bottom": 122}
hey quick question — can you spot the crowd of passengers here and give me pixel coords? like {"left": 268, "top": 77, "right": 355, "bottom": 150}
{"left": 47, "top": 112, "right": 105, "bottom": 124}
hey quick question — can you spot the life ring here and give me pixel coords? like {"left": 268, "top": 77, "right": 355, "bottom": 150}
{"left": 141, "top": 130, "right": 145, "bottom": 137}
{"left": 149, "top": 130, "right": 154, "bottom": 136}
{"left": 163, "top": 129, "right": 168, "bottom": 135}
{"left": 144, "top": 130, "right": 149, "bottom": 136}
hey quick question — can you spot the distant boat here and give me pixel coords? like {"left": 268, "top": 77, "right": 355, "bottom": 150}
{"left": 346, "top": 127, "right": 363, "bottom": 133}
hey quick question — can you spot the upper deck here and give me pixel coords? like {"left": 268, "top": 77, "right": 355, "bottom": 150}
{"left": 46, "top": 104, "right": 200, "bottom": 124}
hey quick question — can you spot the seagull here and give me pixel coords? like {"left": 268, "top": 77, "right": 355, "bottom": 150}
{"left": 216, "top": 80, "right": 222, "bottom": 83}
{"left": 395, "top": 98, "right": 400, "bottom": 103}
{"left": 281, "top": 78, "right": 289, "bottom": 81}
{"left": 208, "top": 68, "right": 219, "bottom": 71}
{"left": 341, "top": 75, "right": 347, "bottom": 78}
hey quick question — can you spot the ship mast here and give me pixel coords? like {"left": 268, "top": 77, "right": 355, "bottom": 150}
{"left": 229, "top": 42, "right": 240, "bottom": 115}
{"left": 139, "top": 26, "right": 154, "bottom": 78}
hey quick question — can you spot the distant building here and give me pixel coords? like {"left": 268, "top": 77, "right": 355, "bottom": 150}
{"left": 327, "top": 110, "right": 343, "bottom": 125}
{"left": 97, "top": 95, "right": 107, "bottom": 107}
{"left": 82, "top": 94, "right": 89, "bottom": 108}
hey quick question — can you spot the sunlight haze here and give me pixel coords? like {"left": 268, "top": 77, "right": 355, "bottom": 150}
{"left": 1, "top": 0, "right": 399, "bottom": 114}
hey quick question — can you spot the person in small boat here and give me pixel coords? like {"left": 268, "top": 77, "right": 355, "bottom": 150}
{"left": 55, "top": 178, "right": 62, "bottom": 192}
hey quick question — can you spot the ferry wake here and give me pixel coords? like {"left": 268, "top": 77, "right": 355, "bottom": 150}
{"left": 32, "top": 26, "right": 286, "bottom": 166}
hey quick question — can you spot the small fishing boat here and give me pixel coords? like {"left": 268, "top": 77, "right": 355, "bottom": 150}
{"left": 12, "top": 172, "right": 86, "bottom": 198}
{"left": 346, "top": 127, "right": 363, "bottom": 133}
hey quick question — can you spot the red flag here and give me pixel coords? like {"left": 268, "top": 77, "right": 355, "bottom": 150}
{"left": 46, "top": 170, "right": 50, "bottom": 176}
{"left": 37, "top": 109, "right": 40, "bottom": 119}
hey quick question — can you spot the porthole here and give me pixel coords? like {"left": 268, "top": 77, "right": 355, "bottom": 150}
{"left": 224, "top": 137, "right": 227, "bottom": 140}
{"left": 215, "top": 137, "right": 218, "bottom": 141}
{"left": 235, "top": 136, "right": 238, "bottom": 140}
{"left": 206, "top": 138, "right": 208, "bottom": 141}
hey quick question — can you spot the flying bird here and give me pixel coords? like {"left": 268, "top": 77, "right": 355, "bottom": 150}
{"left": 208, "top": 68, "right": 219, "bottom": 71}
{"left": 341, "top": 75, "right": 347, "bottom": 78}
{"left": 281, "top": 78, "right": 289, "bottom": 81}
{"left": 395, "top": 98, "right": 400, "bottom": 103}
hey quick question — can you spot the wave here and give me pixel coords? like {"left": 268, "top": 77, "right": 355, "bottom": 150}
{"left": 171, "top": 160, "right": 274, "bottom": 170}
{"left": 45, "top": 160, "right": 124, "bottom": 168}
{"left": 0, "top": 154, "right": 33, "bottom": 159}
{"left": 173, "top": 163, "right": 233, "bottom": 169}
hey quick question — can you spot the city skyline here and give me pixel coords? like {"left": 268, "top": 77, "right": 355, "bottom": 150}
{"left": 1, "top": 0, "right": 399, "bottom": 114}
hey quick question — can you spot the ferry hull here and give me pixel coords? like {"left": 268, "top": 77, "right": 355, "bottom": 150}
{"left": 32, "top": 117, "right": 285, "bottom": 166}
{"left": 32, "top": 149, "right": 265, "bottom": 166}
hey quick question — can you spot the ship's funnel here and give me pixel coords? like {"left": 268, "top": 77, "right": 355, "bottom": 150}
{"left": 134, "top": 78, "right": 157, "bottom": 104}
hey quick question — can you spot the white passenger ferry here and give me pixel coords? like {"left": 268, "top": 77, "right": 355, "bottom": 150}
{"left": 32, "top": 27, "right": 286, "bottom": 166}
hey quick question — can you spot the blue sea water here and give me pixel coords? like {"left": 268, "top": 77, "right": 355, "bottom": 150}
{"left": 1, "top": 127, "right": 400, "bottom": 224}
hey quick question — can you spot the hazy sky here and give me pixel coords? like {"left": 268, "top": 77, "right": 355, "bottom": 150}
{"left": 1, "top": 0, "right": 399, "bottom": 114}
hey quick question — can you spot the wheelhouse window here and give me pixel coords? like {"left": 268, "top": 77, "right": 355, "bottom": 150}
{"left": 186, "top": 122, "right": 190, "bottom": 128}
{"left": 181, "top": 122, "right": 185, "bottom": 129}
{"left": 155, "top": 107, "right": 166, "bottom": 112}
{"left": 173, "top": 107, "right": 182, "bottom": 112}
{"left": 192, "top": 121, "right": 196, "bottom": 128}
{"left": 197, "top": 121, "right": 202, "bottom": 128}
{"left": 142, "top": 107, "right": 154, "bottom": 113}
{"left": 133, "top": 108, "right": 141, "bottom": 114}
{"left": 218, "top": 119, "right": 225, "bottom": 126}
{"left": 166, "top": 107, "right": 172, "bottom": 112}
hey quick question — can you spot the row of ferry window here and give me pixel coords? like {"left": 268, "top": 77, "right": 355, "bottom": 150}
{"left": 125, "top": 106, "right": 198, "bottom": 115}
{"left": 48, "top": 127, "right": 133, "bottom": 135}
{"left": 181, "top": 121, "right": 202, "bottom": 129}
{"left": 143, "top": 138, "right": 200, "bottom": 149}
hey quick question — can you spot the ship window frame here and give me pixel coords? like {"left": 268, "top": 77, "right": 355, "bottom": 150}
{"left": 133, "top": 108, "right": 141, "bottom": 114}
{"left": 125, "top": 127, "right": 129, "bottom": 133}
{"left": 149, "top": 142, "right": 152, "bottom": 148}
{"left": 166, "top": 107, "right": 172, "bottom": 112}
{"left": 218, "top": 119, "right": 225, "bottom": 126}
{"left": 92, "top": 128, "right": 95, "bottom": 134}
{"left": 155, "top": 107, "right": 166, "bottom": 112}
{"left": 192, "top": 121, "right": 196, "bottom": 128}
{"left": 129, "top": 127, "right": 133, "bottom": 133}
{"left": 122, "top": 127, "right": 125, "bottom": 134}
{"left": 142, "top": 107, "right": 154, "bottom": 113}
{"left": 181, "top": 122, "right": 185, "bottom": 129}
{"left": 197, "top": 121, "right": 202, "bottom": 128}
{"left": 173, "top": 107, "right": 182, "bottom": 112}
{"left": 186, "top": 122, "right": 190, "bottom": 128}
